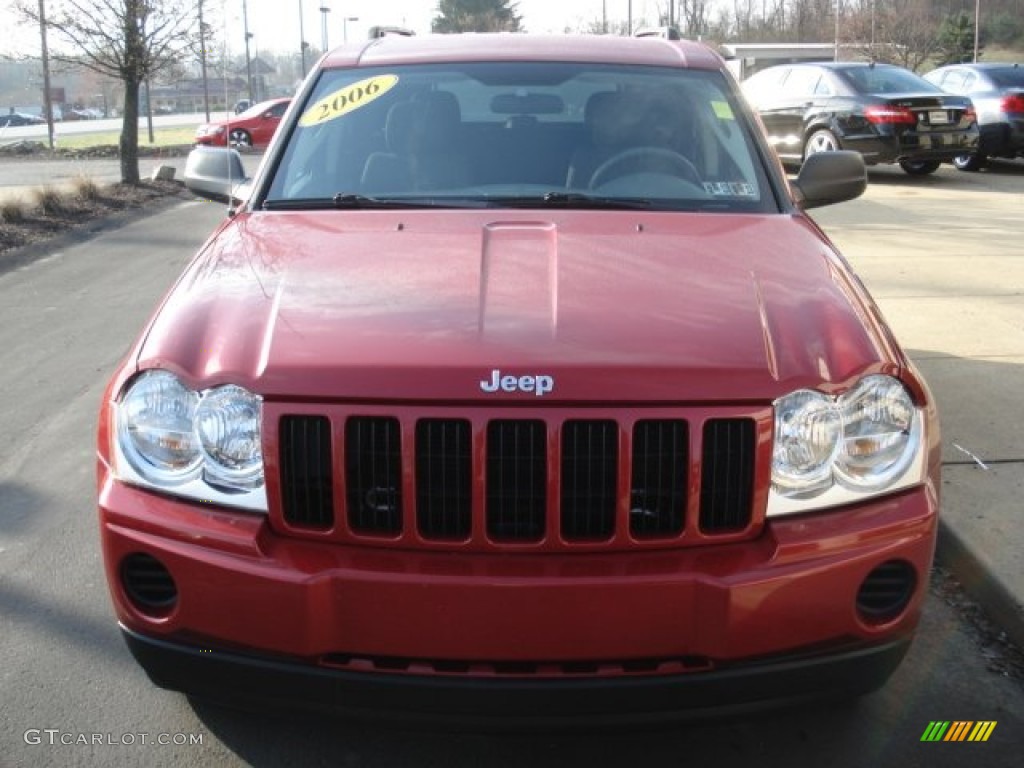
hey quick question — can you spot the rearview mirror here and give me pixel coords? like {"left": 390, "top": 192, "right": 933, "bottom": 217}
{"left": 183, "top": 146, "right": 251, "bottom": 205}
{"left": 791, "top": 151, "right": 866, "bottom": 209}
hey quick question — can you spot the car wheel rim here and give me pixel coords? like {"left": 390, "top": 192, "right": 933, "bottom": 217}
{"left": 230, "top": 131, "right": 251, "bottom": 147}
{"left": 807, "top": 133, "right": 836, "bottom": 155}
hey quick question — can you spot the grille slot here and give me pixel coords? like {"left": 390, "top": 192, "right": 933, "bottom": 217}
{"left": 279, "top": 415, "right": 334, "bottom": 529}
{"left": 416, "top": 419, "right": 472, "bottom": 540}
{"left": 630, "top": 420, "right": 688, "bottom": 537}
{"left": 346, "top": 417, "right": 403, "bottom": 535}
{"left": 561, "top": 420, "right": 618, "bottom": 540}
{"left": 486, "top": 420, "right": 547, "bottom": 541}
{"left": 700, "top": 418, "right": 755, "bottom": 532}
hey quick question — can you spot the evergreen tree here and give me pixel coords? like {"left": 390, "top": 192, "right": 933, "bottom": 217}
{"left": 935, "top": 10, "right": 981, "bottom": 66}
{"left": 432, "top": 0, "right": 523, "bottom": 33}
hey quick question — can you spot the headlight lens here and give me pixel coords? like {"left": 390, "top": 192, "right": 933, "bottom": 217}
{"left": 771, "top": 389, "right": 842, "bottom": 496}
{"left": 770, "top": 375, "right": 924, "bottom": 511}
{"left": 118, "top": 370, "right": 202, "bottom": 484}
{"left": 115, "top": 371, "right": 265, "bottom": 508}
{"left": 196, "top": 385, "right": 263, "bottom": 489}
{"left": 835, "top": 374, "right": 918, "bottom": 490}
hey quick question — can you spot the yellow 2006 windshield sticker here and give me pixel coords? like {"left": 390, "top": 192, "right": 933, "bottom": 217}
{"left": 299, "top": 74, "right": 399, "bottom": 127}
{"left": 711, "top": 100, "right": 735, "bottom": 120}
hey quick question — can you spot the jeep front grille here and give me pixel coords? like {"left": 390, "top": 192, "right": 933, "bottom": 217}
{"left": 274, "top": 407, "right": 765, "bottom": 551}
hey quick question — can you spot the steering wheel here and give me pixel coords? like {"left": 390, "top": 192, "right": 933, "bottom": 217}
{"left": 589, "top": 147, "right": 701, "bottom": 189}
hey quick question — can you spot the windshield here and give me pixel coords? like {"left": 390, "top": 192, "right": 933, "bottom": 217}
{"left": 989, "top": 67, "right": 1024, "bottom": 88}
{"left": 265, "top": 61, "right": 774, "bottom": 212}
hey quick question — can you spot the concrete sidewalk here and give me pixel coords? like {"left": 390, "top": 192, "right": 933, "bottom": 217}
{"left": 814, "top": 162, "right": 1024, "bottom": 650}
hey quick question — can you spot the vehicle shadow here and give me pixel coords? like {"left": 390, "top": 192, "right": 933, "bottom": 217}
{"left": 864, "top": 157, "right": 1024, "bottom": 188}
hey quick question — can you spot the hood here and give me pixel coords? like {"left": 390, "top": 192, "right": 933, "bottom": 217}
{"left": 137, "top": 210, "right": 899, "bottom": 403}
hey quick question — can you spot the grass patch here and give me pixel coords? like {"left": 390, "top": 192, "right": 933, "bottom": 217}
{"left": 55, "top": 125, "right": 199, "bottom": 150}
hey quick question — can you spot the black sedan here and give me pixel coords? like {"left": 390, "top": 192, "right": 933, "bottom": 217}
{"left": 923, "top": 62, "right": 1024, "bottom": 171}
{"left": 742, "top": 62, "right": 979, "bottom": 175}
{"left": 0, "top": 112, "right": 45, "bottom": 128}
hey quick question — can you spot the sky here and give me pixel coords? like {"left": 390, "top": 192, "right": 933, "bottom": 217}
{"left": 0, "top": 1, "right": 677, "bottom": 58}
{"left": 244, "top": 0, "right": 669, "bottom": 52}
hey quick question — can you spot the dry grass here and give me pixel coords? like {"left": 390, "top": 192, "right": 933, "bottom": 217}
{"left": 1, "top": 199, "right": 26, "bottom": 224}
{"left": 0, "top": 179, "right": 186, "bottom": 257}
{"left": 34, "top": 186, "right": 68, "bottom": 217}
{"left": 72, "top": 175, "right": 102, "bottom": 201}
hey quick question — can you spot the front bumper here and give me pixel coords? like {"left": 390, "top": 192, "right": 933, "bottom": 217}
{"left": 99, "top": 471, "right": 938, "bottom": 720}
{"left": 123, "top": 625, "right": 912, "bottom": 724}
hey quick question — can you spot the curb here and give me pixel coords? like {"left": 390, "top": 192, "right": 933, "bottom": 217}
{"left": 935, "top": 517, "right": 1024, "bottom": 650}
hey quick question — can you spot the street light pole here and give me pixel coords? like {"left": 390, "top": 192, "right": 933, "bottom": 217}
{"left": 199, "top": 0, "right": 210, "bottom": 121}
{"left": 973, "top": 0, "right": 981, "bottom": 63}
{"left": 320, "top": 2, "right": 331, "bottom": 52}
{"left": 299, "top": 0, "right": 307, "bottom": 74}
{"left": 243, "top": 0, "right": 254, "bottom": 103}
{"left": 834, "top": 0, "right": 841, "bottom": 62}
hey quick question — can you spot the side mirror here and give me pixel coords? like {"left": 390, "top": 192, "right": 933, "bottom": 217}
{"left": 183, "top": 146, "right": 252, "bottom": 205}
{"left": 791, "top": 151, "right": 866, "bottom": 209}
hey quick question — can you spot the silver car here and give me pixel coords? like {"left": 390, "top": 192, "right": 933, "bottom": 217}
{"left": 924, "top": 62, "right": 1024, "bottom": 171}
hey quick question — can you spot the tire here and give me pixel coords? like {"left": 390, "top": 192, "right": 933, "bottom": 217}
{"left": 952, "top": 153, "right": 986, "bottom": 172}
{"left": 228, "top": 129, "right": 252, "bottom": 148}
{"left": 899, "top": 159, "right": 941, "bottom": 175}
{"left": 803, "top": 129, "right": 839, "bottom": 160}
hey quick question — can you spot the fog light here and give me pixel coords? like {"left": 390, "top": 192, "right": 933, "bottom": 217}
{"left": 121, "top": 553, "right": 178, "bottom": 615}
{"left": 856, "top": 560, "right": 915, "bottom": 624}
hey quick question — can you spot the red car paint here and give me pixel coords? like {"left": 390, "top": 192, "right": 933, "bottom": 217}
{"left": 98, "top": 33, "right": 940, "bottom": 721}
{"left": 193, "top": 97, "right": 290, "bottom": 148}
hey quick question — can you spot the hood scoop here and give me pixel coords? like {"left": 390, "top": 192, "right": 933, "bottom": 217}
{"left": 478, "top": 221, "right": 558, "bottom": 337}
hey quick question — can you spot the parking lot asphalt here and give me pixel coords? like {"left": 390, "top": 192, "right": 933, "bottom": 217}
{"left": 3, "top": 152, "right": 1023, "bottom": 652}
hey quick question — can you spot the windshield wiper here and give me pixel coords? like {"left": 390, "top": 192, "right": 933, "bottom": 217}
{"left": 262, "top": 194, "right": 481, "bottom": 211}
{"left": 488, "top": 192, "right": 654, "bottom": 210}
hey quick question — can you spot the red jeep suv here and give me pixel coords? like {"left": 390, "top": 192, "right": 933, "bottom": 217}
{"left": 97, "top": 32, "right": 940, "bottom": 724}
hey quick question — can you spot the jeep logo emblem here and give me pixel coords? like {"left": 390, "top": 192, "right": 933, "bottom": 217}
{"left": 479, "top": 369, "right": 554, "bottom": 397}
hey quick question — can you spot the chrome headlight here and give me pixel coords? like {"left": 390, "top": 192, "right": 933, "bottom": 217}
{"left": 196, "top": 385, "right": 263, "bottom": 490}
{"left": 118, "top": 370, "right": 201, "bottom": 484}
{"left": 835, "top": 375, "right": 919, "bottom": 491}
{"left": 769, "top": 374, "right": 925, "bottom": 516}
{"left": 115, "top": 370, "right": 266, "bottom": 511}
{"left": 771, "top": 389, "right": 842, "bottom": 496}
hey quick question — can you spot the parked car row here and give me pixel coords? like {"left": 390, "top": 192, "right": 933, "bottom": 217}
{"left": 742, "top": 59, "right": 1023, "bottom": 175}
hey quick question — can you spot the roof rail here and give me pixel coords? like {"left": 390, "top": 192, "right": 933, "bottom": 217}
{"left": 368, "top": 25, "right": 415, "bottom": 39}
{"left": 635, "top": 26, "right": 682, "bottom": 40}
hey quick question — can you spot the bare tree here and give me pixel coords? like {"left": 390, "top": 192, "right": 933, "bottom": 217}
{"left": 843, "top": 0, "right": 941, "bottom": 70}
{"left": 17, "top": 0, "right": 198, "bottom": 184}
